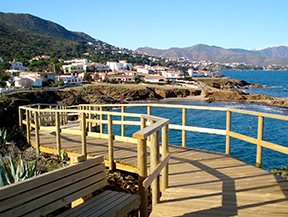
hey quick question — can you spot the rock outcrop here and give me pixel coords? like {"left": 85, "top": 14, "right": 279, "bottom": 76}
{"left": 200, "top": 78, "right": 262, "bottom": 90}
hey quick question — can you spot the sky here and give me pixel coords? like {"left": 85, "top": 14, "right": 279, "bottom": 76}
{"left": 1, "top": 0, "right": 288, "bottom": 50}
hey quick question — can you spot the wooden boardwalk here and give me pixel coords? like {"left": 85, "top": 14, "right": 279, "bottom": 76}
{"left": 31, "top": 122, "right": 288, "bottom": 216}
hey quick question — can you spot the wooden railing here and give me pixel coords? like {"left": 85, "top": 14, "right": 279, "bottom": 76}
{"left": 18, "top": 103, "right": 170, "bottom": 217}
{"left": 18, "top": 103, "right": 288, "bottom": 216}
{"left": 78, "top": 103, "right": 288, "bottom": 169}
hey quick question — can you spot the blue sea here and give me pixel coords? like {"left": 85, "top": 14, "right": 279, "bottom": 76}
{"left": 111, "top": 71, "right": 288, "bottom": 170}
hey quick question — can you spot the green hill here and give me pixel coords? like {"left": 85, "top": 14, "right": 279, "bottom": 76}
{"left": 0, "top": 22, "right": 75, "bottom": 61}
{"left": 0, "top": 12, "right": 95, "bottom": 42}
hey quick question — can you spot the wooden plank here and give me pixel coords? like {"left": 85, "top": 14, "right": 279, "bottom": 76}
{"left": 90, "top": 193, "right": 132, "bottom": 217}
{"left": 0, "top": 156, "right": 104, "bottom": 200}
{"left": 87, "top": 132, "right": 110, "bottom": 139}
{"left": 102, "top": 194, "right": 140, "bottom": 217}
{"left": 58, "top": 190, "right": 118, "bottom": 217}
{"left": 0, "top": 165, "right": 106, "bottom": 212}
{"left": 1, "top": 173, "right": 107, "bottom": 217}
{"left": 114, "top": 135, "right": 137, "bottom": 143}
{"left": 27, "top": 179, "right": 108, "bottom": 217}
{"left": 39, "top": 126, "right": 56, "bottom": 132}
{"left": 227, "top": 131, "right": 288, "bottom": 154}
{"left": 70, "top": 191, "right": 126, "bottom": 217}
{"left": 143, "top": 153, "right": 171, "bottom": 190}
{"left": 61, "top": 129, "right": 82, "bottom": 135}
{"left": 133, "top": 118, "right": 170, "bottom": 139}
{"left": 169, "top": 124, "right": 226, "bottom": 135}
{"left": 229, "top": 108, "right": 288, "bottom": 121}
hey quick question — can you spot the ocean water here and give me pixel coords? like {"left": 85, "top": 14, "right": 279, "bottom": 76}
{"left": 220, "top": 70, "right": 288, "bottom": 98}
{"left": 110, "top": 71, "right": 288, "bottom": 170}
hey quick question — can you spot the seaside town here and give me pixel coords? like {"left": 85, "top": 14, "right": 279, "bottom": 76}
{"left": 1, "top": 5, "right": 288, "bottom": 217}
{"left": 1, "top": 43, "right": 288, "bottom": 93}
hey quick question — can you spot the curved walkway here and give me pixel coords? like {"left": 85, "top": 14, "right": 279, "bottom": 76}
{"left": 31, "top": 122, "right": 288, "bottom": 216}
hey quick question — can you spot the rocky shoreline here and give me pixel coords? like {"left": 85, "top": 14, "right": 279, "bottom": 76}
{"left": 1, "top": 80, "right": 288, "bottom": 131}
{"left": 2, "top": 81, "right": 288, "bottom": 109}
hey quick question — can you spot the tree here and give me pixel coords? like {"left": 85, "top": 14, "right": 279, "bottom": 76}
{"left": 0, "top": 62, "right": 11, "bottom": 72}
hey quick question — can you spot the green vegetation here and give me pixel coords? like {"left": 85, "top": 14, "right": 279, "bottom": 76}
{"left": 0, "top": 74, "right": 10, "bottom": 86}
{"left": 0, "top": 154, "right": 39, "bottom": 187}
{"left": 270, "top": 166, "right": 288, "bottom": 180}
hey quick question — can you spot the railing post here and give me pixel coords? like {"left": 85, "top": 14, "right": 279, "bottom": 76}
{"left": 226, "top": 110, "right": 231, "bottom": 155}
{"left": 147, "top": 105, "right": 151, "bottom": 116}
{"left": 49, "top": 105, "right": 53, "bottom": 124}
{"left": 256, "top": 116, "right": 264, "bottom": 168}
{"left": 19, "top": 108, "right": 23, "bottom": 133}
{"left": 26, "top": 110, "right": 31, "bottom": 145}
{"left": 162, "top": 124, "right": 169, "bottom": 191}
{"left": 121, "top": 106, "right": 125, "bottom": 137}
{"left": 81, "top": 112, "right": 87, "bottom": 156}
{"left": 147, "top": 106, "right": 152, "bottom": 146}
{"left": 29, "top": 109, "right": 33, "bottom": 131}
{"left": 88, "top": 106, "right": 92, "bottom": 132}
{"left": 141, "top": 116, "right": 146, "bottom": 130}
{"left": 100, "top": 106, "right": 104, "bottom": 134}
{"left": 151, "top": 126, "right": 160, "bottom": 209}
{"left": 55, "top": 111, "right": 61, "bottom": 155}
{"left": 182, "top": 108, "right": 186, "bottom": 147}
{"left": 108, "top": 114, "right": 115, "bottom": 170}
{"left": 34, "top": 111, "right": 40, "bottom": 156}
{"left": 65, "top": 106, "right": 68, "bottom": 124}
{"left": 137, "top": 135, "right": 148, "bottom": 217}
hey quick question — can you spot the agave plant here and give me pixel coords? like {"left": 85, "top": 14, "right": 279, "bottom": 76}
{"left": 0, "top": 154, "right": 39, "bottom": 187}
{"left": 0, "top": 128, "right": 8, "bottom": 148}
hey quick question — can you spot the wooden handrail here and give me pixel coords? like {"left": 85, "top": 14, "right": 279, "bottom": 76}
{"left": 133, "top": 118, "right": 170, "bottom": 139}
{"left": 143, "top": 152, "right": 171, "bottom": 190}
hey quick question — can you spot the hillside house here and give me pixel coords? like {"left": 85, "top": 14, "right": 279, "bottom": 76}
{"left": 64, "top": 59, "right": 88, "bottom": 64}
{"left": 107, "top": 75, "right": 136, "bottom": 82}
{"left": 106, "top": 60, "right": 132, "bottom": 71}
{"left": 20, "top": 72, "right": 57, "bottom": 82}
{"left": 62, "top": 64, "right": 85, "bottom": 74}
{"left": 56, "top": 74, "right": 82, "bottom": 85}
{"left": 143, "top": 75, "right": 167, "bottom": 83}
{"left": 9, "top": 60, "right": 27, "bottom": 71}
{"left": 13, "top": 76, "right": 42, "bottom": 87}
{"left": 162, "top": 71, "right": 184, "bottom": 80}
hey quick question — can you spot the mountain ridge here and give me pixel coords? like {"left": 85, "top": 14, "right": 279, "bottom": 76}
{"left": 0, "top": 12, "right": 96, "bottom": 42}
{"left": 136, "top": 44, "right": 288, "bottom": 66}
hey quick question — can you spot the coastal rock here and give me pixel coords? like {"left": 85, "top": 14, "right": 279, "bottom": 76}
{"left": 267, "top": 99, "right": 288, "bottom": 108}
{"left": 204, "top": 90, "right": 272, "bottom": 103}
{"left": 199, "top": 79, "right": 262, "bottom": 90}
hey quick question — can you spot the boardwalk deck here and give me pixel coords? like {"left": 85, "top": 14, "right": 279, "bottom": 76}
{"left": 30, "top": 122, "right": 288, "bottom": 216}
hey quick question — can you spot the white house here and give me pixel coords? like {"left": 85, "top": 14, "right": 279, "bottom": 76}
{"left": 13, "top": 76, "right": 42, "bottom": 87}
{"left": 26, "top": 76, "right": 43, "bottom": 86}
{"left": 143, "top": 75, "right": 167, "bottom": 83}
{"left": 20, "top": 72, "right": 57, "bottom": 82}
{"left": 162, "top": 71, "right": 185, "bottom": 80}
{"left": 64, "top": 58, "right": 88, "bottom": 64}
{"left": 107, "top": 75, "right": 136, "bottom": 82}
{"left": 56, "top": 74, "right": 82, "bottom": 85}
{"left": 84, "top": 63, "right": 110, "bottom": 72}
{"left": 188, "top": 68, "right": 193, "bottom": 77}
{"left": 9, "top": 60, "right": 27, "bottom": 71}
{"left": 106, "top": 60, "right": 132, "bottom": 71}
{"left": 62, "top": 63, "right": 85, "bottom": 74}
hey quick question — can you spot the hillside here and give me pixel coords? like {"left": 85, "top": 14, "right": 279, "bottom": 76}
{"left": 137, "top": 44, "right": 288, "bottom": 66}
{"left": 0, "top": 12, "right": 96, "bottom": 42}
{"left": 0, "top": 22, "right": 75, "bottom": 60}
